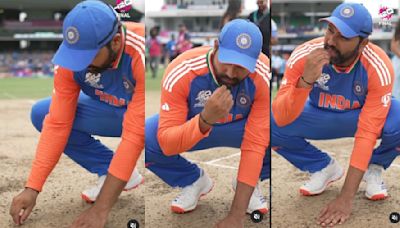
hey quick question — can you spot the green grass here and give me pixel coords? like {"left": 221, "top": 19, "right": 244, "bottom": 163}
{"left": 145, "top": 68, "right": 164, "bottom": 91}
{"left": 0, "top": 68, "right": 274, "bottom": 99}
{"left": 0, "top": 67, "right": 167, "bottom": 100}
{"left": 272, "top": 87, "right": 277, "bottom": 99}
{"left": 0, "top": 77, "right": 54, "bottom": 99}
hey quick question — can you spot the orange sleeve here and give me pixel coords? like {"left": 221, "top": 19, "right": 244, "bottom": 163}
{"left": 272, "top": 47, "right": 313, "bottom": 127}
{"left": 350, "top": 48, "right": 394, "bottom": 171}
{"left": 108, "top": 30, "right": 145, "bottom": 181}
{"left": 157, "top": 57, "right": 210, "bottom": 156}
{"left": 237, "top": 56, "right": 270, "bottom": 187}
{"left": 26, "top": 66, "right": 80, "bottom": 192}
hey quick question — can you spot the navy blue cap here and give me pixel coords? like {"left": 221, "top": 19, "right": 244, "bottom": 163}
{"left": 218, "top": 19, "right": 263, "bottom": 73}
{"left": 52, "top": 0, "right": 119, "bottom": 71}
{"left": 320, "top": 3, "right": 372, "bottom": 38}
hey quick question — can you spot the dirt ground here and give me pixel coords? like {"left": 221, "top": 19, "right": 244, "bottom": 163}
{"left": 272, "top": 139, "right": 400, "bottom": 227}
{"left": 0, "top": 99, "right": 145, "bottom": 228}
{"left": 145, "top": 91, "right": 270, "bottom": 228}
{"left": 2, "top": 92, "right": 398, "bottom": 228}
{"left": 0, "top": 91, "right": 269, "bottom": 228}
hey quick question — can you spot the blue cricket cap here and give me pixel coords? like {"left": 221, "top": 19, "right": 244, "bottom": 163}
{"left": 320, "top": 3, "right": 372, "bottom": 38}
{"left": 218, "top": 19, "right": 262, "bottom": 73}
{"left": 52, "top": 0, "right": 119, "bottom": 71}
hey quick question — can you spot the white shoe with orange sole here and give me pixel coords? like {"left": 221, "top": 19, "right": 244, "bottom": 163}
{"left": 171, "top": 170, "right": 213, "bottom": 213}
{"left": 81, "top": 168, "right": 144, "bottom": 203}
{"left": 364, "top": 164, "right": 388, "bottom": 200}
{"left": 299, "top": 159, "right": 344, "bottom": 196}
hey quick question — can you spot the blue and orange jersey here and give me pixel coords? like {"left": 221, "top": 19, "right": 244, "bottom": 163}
{"left": 272, "top": 37, "right": 394, "bottom": 171}
{"left": 26, "top": 22, "right": 145, "bottom": 191}
{"left": 157, "top": 46, "right": 270, "bottom": 187}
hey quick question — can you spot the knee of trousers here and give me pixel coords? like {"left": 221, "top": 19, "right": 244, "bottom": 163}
{"left": 145, "top": 114, "right": 171, "bottom": 164}
{"left": 381, "top": 99, "right": 400, "bottom": 139}
{"left": 271, "top": 118, "right": 293, "bottom": 148}
{"left": 30, "top": 98, "right": 50, "bottom": 132}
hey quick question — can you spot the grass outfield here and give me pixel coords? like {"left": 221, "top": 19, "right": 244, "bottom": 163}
{"left": 0, "top": 68, "right": 166, "bottom": 100}
{"left": 0, "top": 77, "right": 54, "bottom": 99}
{"left": 0, "top": 68, "right": 275, "bottom": 99}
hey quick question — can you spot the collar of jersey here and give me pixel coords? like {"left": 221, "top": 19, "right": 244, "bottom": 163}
{"left": 331, "top": 52, "right": 361, "bottom": 74}
{"left": 111, "top": 24, "right": 126, "bottom": 69}
{"left": 206, "top": 48, "right": 220, "bottom": 86}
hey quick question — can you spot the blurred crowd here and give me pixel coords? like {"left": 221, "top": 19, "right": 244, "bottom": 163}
{"left": 146, "top": 0, "right": 270, "bottom": 78}
{"left": 0, "top": 51, "right": 54, "bottom": 78}
{"left": 146, "top": 24, "right": 197, "bottom": 78}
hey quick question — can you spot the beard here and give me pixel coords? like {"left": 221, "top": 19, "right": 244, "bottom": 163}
{"left": 216, "top": 74, "right": 241, "bottom": 88}
{"left": 324, "top": 43, "right": 360, "bottom": 66}
{"left": 87, "top": 45, "right": 118, "bottom": 74}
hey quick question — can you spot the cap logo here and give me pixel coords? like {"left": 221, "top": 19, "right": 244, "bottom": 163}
{"left": 340, "top": 6, "right": 354, "bottom": 18}
{"left": 65, "top": 26, "right": 79, "bottom": 44}
{"left": 236, "top": 33, "right": 252, "bottom": 49}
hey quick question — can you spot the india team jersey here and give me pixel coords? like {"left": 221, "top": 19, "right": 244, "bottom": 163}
{"left": 158, "top": 46, "right": 270, "bottom": 187}
{"left": 26, "top": 22, "right": 145, "bottom": 191}
{"left": 273, "top": 37, "right": 394, "bottom": 171}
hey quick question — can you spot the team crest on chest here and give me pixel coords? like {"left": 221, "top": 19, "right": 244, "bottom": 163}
{"left": 122, "top": 76, "right": 134, "bottom": 93}
{"left": 315, "top": 73, "right": 330, "bottom": 91}
{"left": 194, "top": 90, "right": 212, "bottom": 108}
{"left": 236, "top": 92, "right": 250, "bottom": 108}
{"left": 85, "top": 72, "right": 104, "bottom": 89}
{"left": 353, "top": 81, "right": 364, "bottom": 96}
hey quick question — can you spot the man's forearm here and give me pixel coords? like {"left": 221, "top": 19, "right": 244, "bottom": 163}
{"left": 92, "top": 173, "right": 126, "bottom": 215}
{"left": 229, "top": 181, "right": 254, "bottom": 217}
{"left": 339, "top": 165, "right": 364, "bottom": 199}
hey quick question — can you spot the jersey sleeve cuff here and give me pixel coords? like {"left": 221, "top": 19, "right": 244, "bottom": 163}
{"left": 237, "top": 150, "right": 264, "bottom": 187}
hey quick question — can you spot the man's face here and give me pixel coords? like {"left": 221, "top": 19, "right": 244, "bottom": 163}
{"left": 257, "top": 0, "right": 267, "bottom": 12}
{"left": 324, "top": 23, "right": 364, "bottom": 66}
{"left": 87, "top": 43, "right": 118, "bottom": 74}
{"left": 214, "top": 54, "right": 250, "bottom": 87}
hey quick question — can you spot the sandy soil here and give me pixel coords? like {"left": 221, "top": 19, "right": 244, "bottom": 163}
{"left": 145, "top": 91, "right": 270, "bottom": 228}
{"left": 3, "top": 92, "right": 398, "bottom": 228}
{"left": 0, "top": 91, "right": 270, "bottom": 228}
{"left": 0, "top": 99, "right": 145, "bottom": 228}
{"left": 271, "top": 139, "right": 400, "bottom": 227}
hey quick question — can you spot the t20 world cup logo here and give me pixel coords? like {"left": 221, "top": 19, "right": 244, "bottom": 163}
{"left": 115, "top": 0, "right": 132, "bottom": 18}
{"left": 378, "top": 5, "right": 394, "bottom": 26}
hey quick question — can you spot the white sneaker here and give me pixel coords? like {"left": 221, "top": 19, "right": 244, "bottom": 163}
{"left": 171, "top": 170, "right": 213, "bottom": 213}
{"left": 81, "top": 168, "right": 144, "bottom": 203}
{"left": 232, "top": 180, "right": 268, "bottom": 214}
{"left": 363, "top": 164, "right": 388, "bottom": 200}
{"left": 299, "top": 159, "right": 344, "bottom": 196}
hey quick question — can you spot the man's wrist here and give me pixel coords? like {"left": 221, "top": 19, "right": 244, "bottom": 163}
{"left": 92, "top": 203, "right": 112, "bottom": 216}
{"left": 338, "top": 191, "right": 355, "bottom": 201}
{"left": 339, "top": 185, "right": 358, "bottom": 200}
{"left": 228, "top": 208, "right": 246, "bottom": 218}
{"left": 301, "top": 76, "right": 314, "bottom": 86}
{"left": 25, "top": 187, "right": 39, "bottom": 195}
{"left": 199, "top": 111, "right": 213, "bottom": 126}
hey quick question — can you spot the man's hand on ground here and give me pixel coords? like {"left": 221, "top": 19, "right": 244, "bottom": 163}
{"left": 10, "top": 188, "right": 39, "bottom": 225}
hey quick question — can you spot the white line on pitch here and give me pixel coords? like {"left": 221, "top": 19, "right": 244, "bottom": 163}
{"left": 206, "top": 163, "right": 237, "bottom": 169}
{"left": 205, "top": 152, "right": 240, "bottom": 164}
{"left": 189, "top": 159, "right": 237, "bottom": 170}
